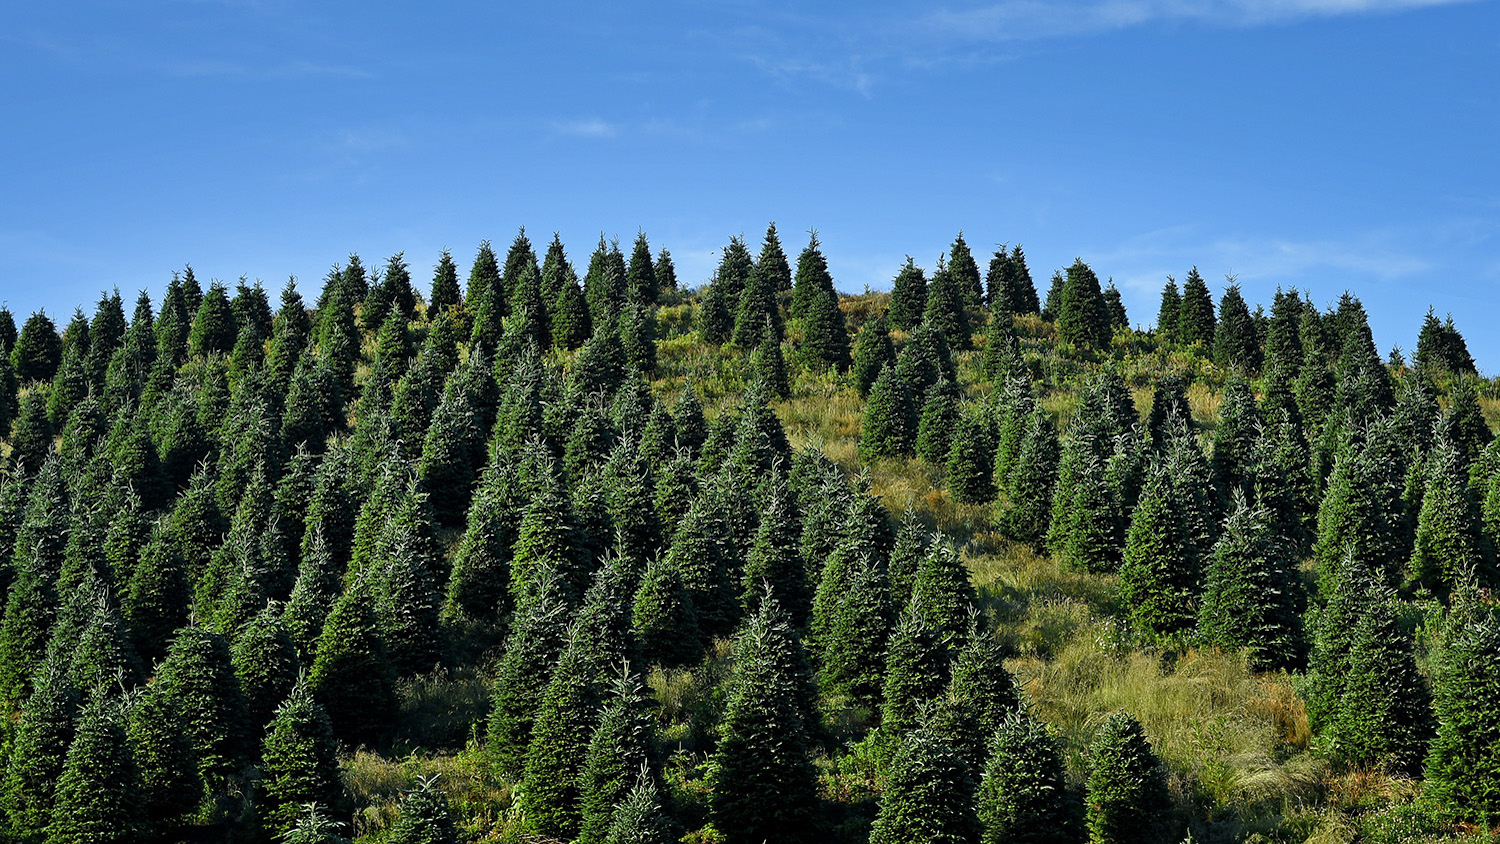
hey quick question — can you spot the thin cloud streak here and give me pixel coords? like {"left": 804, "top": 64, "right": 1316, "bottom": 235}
{"left": 551, "top": 118, "right": 619, "bottom": 139}
{"left": 924, "top": 0, "right": 1484, "bottom": 41}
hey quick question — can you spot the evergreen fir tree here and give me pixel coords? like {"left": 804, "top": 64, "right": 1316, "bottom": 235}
{"left": 1, "top": 654, "right": 78, "bottom": 838}
{"left": 1328, "top": 594, "right": 1434, "bottom": 774}
{"left": 1177, "top": 267, "right": 1216, "bottom": 346}
{"left": 999, "top": 409, "right": 1059, "bottom": 543}
{"left": 10, "top": 386, "right": 55, "bottom": 470}
{"left": 799, "top": 285, "right": 851, "bottom": 372}
{"left": 12, "top": 310, "right": 62, "bottom": 383}
{"left": 126, "top": 683, "right": 201, "bottom": 837}
{"left": 1211, "top": 375, "right": 1262, "bottom": 499}
{"left": 1085, "top": 712, "right": 1169, "bottom": 844}
{"left": 1155, "top": 278, "right": 1181, "bottom": 340}
{"left": 929, "top": 621, "right": 1020, "bottom": 772}
{"left": 914, "top": 378, "right": 962, "bottom": 465}
{"left": 867, "top": 727, "right": 981, "bottom": 844}
{"left": 654, "top": 247, "right": 678, "bottom": 294}
{"left": 852, "top": 313, "right": 897, "bottom": 398}
{"left": 817, "top": 549, "right": 894, "bottom": 713}
{"left": 978, "top": 711, "right": 1074, "bottom": 844}
{"left": 47, "top": 690, "right": 143, "bottom": 844}
{"left": 260, "top": 678, "right": 343, "bottom": 839}
{"left": 948, "top": 232, "right": 984, "bottom": 309}
{"left": 307, "top": 577, "right": 397, "bottom": 747}
{"left": 632, "top": 551, "right": 701, "bottom": 668}
{"left": 861, "top": 364, "right": 916, "bottom": 459}
{"left": 880, "top": 600, "right": 951, "bottom": 740}
{"left": 428, "top": 249, "right": 461, "bottom": 316}
{"left": 1424, "top": 596, "right": 1500, "bottom": 825}
{"left": 747, "top": 327, "right": 790, "bottom": 399}
{"left": 1102, "top": 281, "right": 1128, "bottom": 331}
{"left": 188, "top": 281, "right": 238, "bottom": 357}
{"left": 388, "top": 776, "right": 459, "bottom": 844}
{"left": 1197, "top": 493, "right": 1306, "bottom": 671}
{"left": 153, "top": 625, "right": 248, "bottom": 788}
{"left": 1408, "top": 437, "right": 1491, "bottom": 595}
{"left": 707, "top": 599, "right": 820, "bottom": 844}
{"left": 519, "top": 559, "right": 635, "bottom": 840}
{"left": 1119, "top": 467, "right": 1200, "bottom": 642}
{"left": 889, "top": 257, "right": 928, "bottom": 333}
{"left": 603, "top": 775, "right": 676, "bottom": 844}
{"left": 946, "top": 404, "right": 998, "bottom": 505}
{"left": 731, "top": 227, "right": 786, "bottom": 347}
{"left": 909, "top": 543, "right": 978, "bottom": 649}
{"left": 282, "top": 805, "right": 352, "bottom": 844}
{"left": 923, "top": 259, "right": 972, "bottom": 350}
{"left": 1265, "top": 287, "right": 1304, "bottom": 377}
{"left": 577, "top": 668, "right": 656, "bottom": 844}
{"left": 231, "top": 602, "right": 300, "bottom": 733}
{"left": 1443, "top": 376, "right": 1492, "bottom": 467}
{"left": 1056, "top": 258, "right": 1111, "bottom": 350}
{"left": 1213, "top": 283, "right": 1262, "bottom": 372}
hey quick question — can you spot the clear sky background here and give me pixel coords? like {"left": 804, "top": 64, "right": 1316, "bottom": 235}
{"left": 3, "top": 1, "right": 1497, "bottom": 370}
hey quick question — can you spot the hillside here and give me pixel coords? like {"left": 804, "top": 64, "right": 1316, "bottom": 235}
{"left": 0, "top": 226, "right": 1496, "bottom": 844}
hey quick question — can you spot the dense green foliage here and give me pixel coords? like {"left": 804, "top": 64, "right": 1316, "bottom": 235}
{"left": 0, "top": 229, "right": 1493, "bottom": 844}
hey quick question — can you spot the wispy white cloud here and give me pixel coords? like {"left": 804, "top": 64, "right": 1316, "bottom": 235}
{"left": 749, "top": 55, "right": 876, "bottom": 97}
{"left": 551, "top": 118, "right": 619, "bottom": 139}
{"left": 924, "top": 0, "right": 1484, "bottom": 41}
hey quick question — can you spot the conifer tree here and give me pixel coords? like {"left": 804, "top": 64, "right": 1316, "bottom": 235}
{"left": 1085, "top": 712, "right": 1169, "bottom": 844}
{"left": 1211, "top": 375, "right": 1261, "bottom": 499}
{"left": 663, "top": 498, "right": 738, "bottom": 642}
{"left": 1119, "top": 467, "right": 1200, "bottom": 642}
{"left": 577, "top": 669, "right": 656, "bottom": 844}
{"left": 1213, "top": 283, "right": 1262, "bottom": 372}
{"left": 1265, "top": 287, "right": 1304, "bottom": 377}
{"left": 1103, "top": 281, "right": 1127, "bottom": 331}
{"left": 1197, "top": 493, "right": 1306, "bottom": 671}
{"left": 1303, "top": 551, "right": 1380, "bottom": 733}
{"left": 307, "top": 577, "right": 397, "bottom": 747}
{"left": 867, "top": 727, "right": 981, "bottom": 844}
{"left": 520, "top": 559, "right": 635, "bottom": 840}
{"left": 880, "top": 601, "right": 951, "bottom": 741}
{"left": 747, "top": 327, "right": 790, "bottom": 398}
{"left": 126, "top": 683, "right": 201, "bottom": 837}
{"left": 731, "top": 254, "right": 784, "bottom": 350}
{"left": 909, "top": 544, "right": 978, "bottom": 648}
{"left": 1176, "top": 267, "right": 1216, "bottom": 346}
{"left": 2, "top": 654, "right": 78, "bottom": 838}
{"left": 978, "top": 711, "right": 1073, "bottom": 844}
{"left": 861, "top": 364, "right": 916, "bottom": 459}
{"left": 1424, "top": 596, "right": 1500, "bottom": 824}
{"left": 790, "top": 232, "right": 833, "bottom": 322}
{"left": 707, "top": 599, "right": 820, "bottom": 844}
{"left": 852, "top": 313, "right": 897, "bottom": 397}
{"left": 914, "top": 378, "right": 962, "bottom": 465}
{"left": 388, "top": 776, "right": 459, "bottom": 844}
{"left": 1152, "top": 278, "right": 1176, "bottom": 341}
{"left": 47, "top": 691, "right": 143, "bottom": 844}
{"left": 888, "top": 257, "right": 928, "bottom": 332}
{"left": 948, "top": 232, "right": 984, "bottom": 308}
{"left": 1408, "top": 437, "right": 1491, "bottom": 595}
{"left": 188, "top": 281, "right": 238, "bottom": 357}
{"left": 12, "top": 310, "right": 62, "bottom": 383}
{"left": 654, "top": 247, "right": 677, "bottom": 294}
{"left": 800, "top": 285, "right": 851, "bottom": 372}
{"left": 603, "top": 775, "right": 676, "bottom": 844}
{"left": 929, "top": 621, "right": 1019, "bottom": 772}
{"left": 231, "top": 603, "right": 300, "bottom": 733}
{"left": 946, "top": 404, "right": 998, "bottom": 505}
{"left": 817, "top": 549, "right": 894, "bottom": 713}
{"left": 923, "top": 260, "right": 972, "bottom": 350}
{"left": 9, "top": 386, "right": 55, "bottom": 470}
{"left": 999, "top": 409, "right": 1059, "bottom": 543}
{"left": 1056, "top": 258, "right": 1111, "bottom": 350}
{"left": 428, "top": 249, "right": 461, "bottom": 316}
{"left": 1443, "top": 376, "right": 1492, "bottom": 467}
{"left": 1329, "top": 594, "right": 1434, "bottom": 774}
{"left": 632, "top": 550, "right": 701, "bottom": 669}
{"left": 154, "top": 625, "right": 248, "bottom": 788}
{"left": 487, "top": 563, "right": 572, "bottom": 770}
{"left": 260, "top": 679, "right": 342, "bottom": 838}
{"left": 989, "top": 245, "right": 1039, "bottom": 314}
{"left": 283, "top": 805, "right": 353, "bottom": 844}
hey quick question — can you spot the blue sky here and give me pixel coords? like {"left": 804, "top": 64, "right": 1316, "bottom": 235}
{"left": 3, "top": 0, "right": 1497, "bottom": 370}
